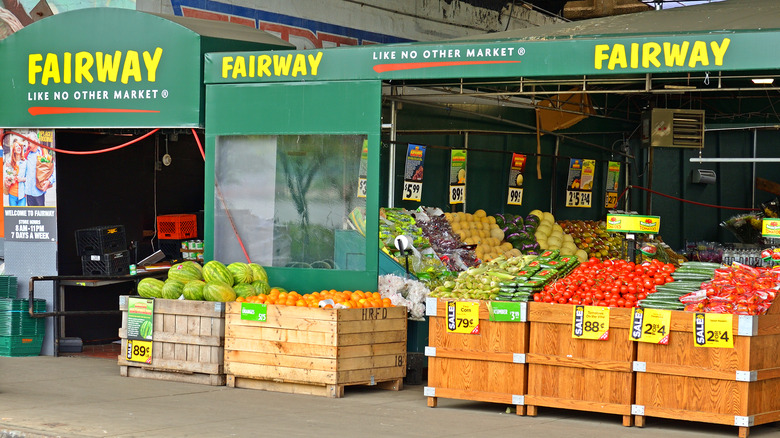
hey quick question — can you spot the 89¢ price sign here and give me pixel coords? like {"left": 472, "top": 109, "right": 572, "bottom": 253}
{"left": 126, "top": 339, "right": 153, "bottom": 364}
{"left": 572, "top": 305, "right": 610, "bottom": 340}
{"left": 507, "top": 187, "right": 523, "bottom": 206}
{"left": 357, "top": 177, "right": 367, "bottom": 198}
{"left": 446, "top": 301, "right": 480, "bottom": 334}
{"left": 566, "top": 190, "right": 592, "bottom": 208}
{"left": 402, "top": 181, "right": 422, "bottom": 202}
{"left": 449, "top": 185, "right": 465, "bottom": 204}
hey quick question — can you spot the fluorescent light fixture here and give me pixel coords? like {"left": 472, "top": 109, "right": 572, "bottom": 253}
{"left": 751, "top": 78, "right": 774, "bottom": 85}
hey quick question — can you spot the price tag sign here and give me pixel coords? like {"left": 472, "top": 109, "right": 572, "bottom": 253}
{"left": 402, "top": 181, "right": 422, "bottom": 202}
{"left": 449, "top": 185, "right": 465, "bottom": 205}
{"left": 572, "top": 305, "right": 610, "bottom": 340}
{"left": 240, "top": 303, "right": 268, "bottom": 322}
{"left": 605, "top": 192, "right": 618, "bottom": 209}
{"left": 126, "top": 339, "right": 153, "bottom": 364}
{"left": 630, "top": 308, "right": 671, "bottom": 344}
{"left": 693, "top": 312, "right": 734, "bottom": 348}
{"left": 356, "top": 177, "right": 367, "bottom": 198}
{"left": 566, "top": 190, "right": 592, "bottom": 208}
{"left": 488, "top": 301, "right": 525, "bottom": 322}
{"left": 446, "top": 301, "right": 480, "bottom": 334}
{"left": 507, "top": 187, "right": 524, "bottom": 206}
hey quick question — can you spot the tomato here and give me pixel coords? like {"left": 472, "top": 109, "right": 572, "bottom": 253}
{"left": 637, "top": 292, "right": 647, "bottom": 300}
{"left": 557, "top": 297, "right": 567, "bottom": 304}
{"left": 617, "top": 298, "right": 626, "bottom": 307}
{"left": 665, "top": 276, "right": 674, "bottom": 283}
{"left": 654, "top": 276, "right": 666, "bottom": 285}
{"left": 533, "top": 293, "right": 542, "bottom": 302}
{"left": 627, "top": 285, "right": 637, "bottom": 294}
{"left": 643, "top": 279, "right": 654, "bottom": 289}
{"left": 543, "top": 295, "right": 553, "bottom": 303}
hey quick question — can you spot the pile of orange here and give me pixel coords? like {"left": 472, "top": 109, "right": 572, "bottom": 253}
{"left": 237, "top": 288, "right": 393, "bottom": 309}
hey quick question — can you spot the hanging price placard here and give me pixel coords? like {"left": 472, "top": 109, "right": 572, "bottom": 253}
{"left": 693, "top": 312, "right": 734, "bottom": 348}
{"left": 507, "top": 187, "right": 524, "bottom": 206}
{"left": 507, "top": 153, "right": 526, "bottom": 206}
{"left": 566, "top": 190, "right": 592, "bottom": 208}
{"left": 240, "top": 303, "right": 268, "bottom": 322}
{"left": 356, "top": 139, "right": 368, "bottom": 198}
{"left": 630, "top": 307, "right": 671, "bottom": 344}
{"left": 402, "top": 144, "right": 426, "bottom": 202}
{"left": 127, "top": 297, "right": 154, "bottom": 340}
{"left": 446, "top": 301, "right": 480, "bottom": 334}
{"left": 449, "top": 185, "right": 465, "bottom": 204}
{"left": 126, "top": 339, "right": 153, "bottom": 364}
{"left": 572, "top": 305, "right": 610, "bottom": 340}
{"left": 402, "top": 181, "right": 422, "bottom": 202}
{"left": 604, "top": 161, "right": 621, "bottom": 209}
{"left": 565, "top": 158, "right": 594, "bottom": 209}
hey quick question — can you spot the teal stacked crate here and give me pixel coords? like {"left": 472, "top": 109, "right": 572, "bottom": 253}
{"left": 0, "top": 297, "right": 46, "bottom": 356}
{"left": 0, "top": 275, "right": 18, "bottom": 298}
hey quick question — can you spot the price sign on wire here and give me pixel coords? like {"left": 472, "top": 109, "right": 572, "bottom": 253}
{"left": 402, "top": 181, "right": 423, "bottom": 202}
{"left": 693, "top": 312, "right": 734, "bottom": 348}
{"left": 449, "top": 185, "right": 465, "bottom": 205}
{"left": 446, "top": 301, "right": 480, "bottom": 334}
{"left": 357, "top": 177, "right": 367, "bottom": 198}
{"left": 507, "top": 187, "right": 524, "bottom": 206}
{"left": 126, "top": 339, "right": 153, "bottom": 364}
{"left": 566, "top": 190, "right": 592, "bottom": 208}
{"left": 630, "top": 308, "right": 671, "bottom": 344}
{"left": 605, "top": 192, "right": 618, "bottom": 209}
{"left": 572, "top": 305, "right": 610, "bottom": 340}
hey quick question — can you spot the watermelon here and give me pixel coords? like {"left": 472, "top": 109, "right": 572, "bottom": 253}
{"left": 168, "top": 262, "right": 202, "bottom": 284}
{"left": 139, "top": 320, "right": 153, "bottom": 339}
{"left": 233, "top": 283, "right": 257, "bottom": 298}
{"left": 203, "top": 281, "right": 236, "bottom": 302}
{"left": 137, "top": 277, "right": 164, "bottom": 298}
{"left": 227, "top": 262, "right": 253, "bottom": 284}
{"left": 271, "top": 287, "right": 288, "bottom": 294}
{"left": 203, "top": 260, "right": 234, "bottom": 286}
{"left": 248, "top": 263, "right": 268, "bottom": 283}
{"left": 182, "top": 280, "right": 206, "bottom": 301}
{"left": 161, "top": 279, "right": 185, "bottom": 300}
{"left": 183, "top": 261, "right": 203, "bottom": 274}
{"left": 252, "top": 280, "right": 271, "bottom": 295}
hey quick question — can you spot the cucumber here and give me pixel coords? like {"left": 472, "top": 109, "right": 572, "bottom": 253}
{"left": 662, "top": 281, "right": 705, "bottom": 288}
{"left": 671, "top": 273, "right": 712, "bottom": 281}
{"left": 680, "top": 261, "right": 723, "bottom": 269}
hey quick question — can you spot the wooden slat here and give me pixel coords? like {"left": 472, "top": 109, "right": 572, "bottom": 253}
{"left": 118, "top": 328, "right": 223, "bottom": 347}
{"left": 639, "top": 405, "right": 739, "bottom": 426}
{"left": 226, "top": 338, "right": 337, "bottom": 358}
{"left": 524, "top": 394, "right": 632, "bottom": 416}
{"left": 429, "top": 347, "right": 518, "bottom": 363}
{"left": 225, "top": 349, "right": 337, "bottom": 371}
{"left": 526, "top": 353, "right": 633, "bottom": 372}
{"left": 227, "top": 361, "right": 336, "bottom": 384}
{"left": 527, "top": 302, "right": 634, "bottom": 329}
{"left": 226, "top": 323, "right": 336, "bottom": 345}
{"left": 426, "top": 386, "right": 521, "bottom": 405}
{"left": 120, "top": 365, "right": 225, "bottom": 386}
{"left": 642, "top": 362, "right": 736, "bottom": 381}
{"left": 427, "top": 356, "right": 527, "bottom": 396}
{"left": 121, "top": 297, "right": 225, "bottom": 317}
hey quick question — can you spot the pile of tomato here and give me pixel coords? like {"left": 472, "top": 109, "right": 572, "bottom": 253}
{"left": 533, "top": 258, "right": 676, "bottom": 307}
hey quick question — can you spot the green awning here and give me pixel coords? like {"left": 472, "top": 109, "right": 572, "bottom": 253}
{"left": 0, "top": 8, "right": 293, "bottom": 128}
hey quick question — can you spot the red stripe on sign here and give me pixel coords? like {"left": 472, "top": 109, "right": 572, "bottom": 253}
{"left": 373, "top": 60, "right": 521, "bottom": 73}
{"left": 28, "top": 107, "right": 160, "bottom": 116}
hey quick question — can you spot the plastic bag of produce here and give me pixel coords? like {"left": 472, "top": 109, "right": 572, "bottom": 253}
{"left": 720, "top": 212, "right": 764, "bottom": 244}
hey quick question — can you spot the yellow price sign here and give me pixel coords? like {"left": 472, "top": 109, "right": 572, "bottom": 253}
{"left": 693, "top": 312, "right": 734, "bottom": 348}
{"left": 566, "top": 190, "right": 592, "bottom": 208}
{"left": 572, "top": 305, "right": 610, "bottom": 340}
{"left": 126, "top": 339, "right": 153, "bottom": 364}
{"left": 446, "top": 301, "right": 480, "bottom": 334}
{"left": 630, "top": 308, "right": 671, "bottom": 344}
{"left": 605, "top": 192, "right": 618, "bottom": 209}
{"left": 507, "top": 187, "right": 523, "bottom": 205}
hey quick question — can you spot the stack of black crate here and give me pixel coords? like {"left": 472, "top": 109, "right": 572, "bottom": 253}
{"left": 75, "top": 225, "right": 130, "bottom": 276}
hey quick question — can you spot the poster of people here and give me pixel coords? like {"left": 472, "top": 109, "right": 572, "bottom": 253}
{"left": 2, "top": 128, "right": 57, "bottom": 242}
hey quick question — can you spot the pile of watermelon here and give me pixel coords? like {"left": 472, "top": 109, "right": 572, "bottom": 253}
{"left": 137, "top": 260, "right": 272, "bottom": 302}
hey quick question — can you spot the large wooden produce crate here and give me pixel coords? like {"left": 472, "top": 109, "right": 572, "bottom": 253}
{"left": 117, "top": 296, "right": 226, "bottom": 386}
{"left": 224, "top": 302, "right": 407, "bottom": 397}
{"left": 425, "top": 298, "right": 529, "bottom": 415}
{"left": 633, "top": 307, "right": 780, "bottom": 438}
{"left": 525, "top": 302, "right": 636, "bottom": 426}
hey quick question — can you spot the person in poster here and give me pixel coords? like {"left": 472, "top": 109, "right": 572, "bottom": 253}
{"left": 4, "top": 134, "right": 27, "bottom": 206}
{"left": 22, "top": 130, "right": 55, "bottom": 206}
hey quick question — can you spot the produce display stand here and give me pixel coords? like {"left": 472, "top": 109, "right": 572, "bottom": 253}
{"left": 425, "top": 298, "right": 529, "bottom": 414}
{"left": 525, "top": 302, "right": 636, "bottom": 426}
{"left": 117, "top": 296, "right": 227, "bottom": 386}
{"left": 633, "top": 304, "right": 780, "bottom": 438}
{"left": 224, "top": 302, "right": 407, "bottom": 397}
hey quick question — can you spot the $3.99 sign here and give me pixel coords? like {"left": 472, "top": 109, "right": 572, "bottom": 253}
{"left": 566, "top": 190, "right": 592, "bottom": 208}
{"left": 630, "top": 308, "right": 671, "bottom": 344}
{"left": 402, "top": 181, "right": 422, "bottom": 202}
{"left": 126, "top": 339, "right": 153, "bottom": 364}
{"left": 572, "top": 305, "right": 610, "bottom": 340}
{"left": 693, "top": 312, "right": 734, "bottom": 348}
{"left": 446, "top": 301, "right": 480, "bottom": 334}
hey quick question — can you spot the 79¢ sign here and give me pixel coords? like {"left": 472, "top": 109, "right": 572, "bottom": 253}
{"left": 446, "top": 301, "right": 480, "bottom": 334}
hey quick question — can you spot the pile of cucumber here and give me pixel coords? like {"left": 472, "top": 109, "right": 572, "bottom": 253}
{"left": 637, "top": 261, "right": 721, "bottom": 310}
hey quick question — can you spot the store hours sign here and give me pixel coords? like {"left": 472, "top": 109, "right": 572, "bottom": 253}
{"left": 4, "top": 207, "right": 57, "bottom": 241}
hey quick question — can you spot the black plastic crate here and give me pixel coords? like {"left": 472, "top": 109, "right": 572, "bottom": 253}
{"left": 81, "top": 250, "right": 130, "bottom": 276}
{"left": 75, "top": 225, "right": 126, "bottom": 256}
{"left": 159, "top": 239, "right": 185, "bottom": 260}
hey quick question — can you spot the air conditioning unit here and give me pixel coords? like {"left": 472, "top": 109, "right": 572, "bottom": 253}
{"left": 641, "top": 109, "right": 705, "bottom": 148}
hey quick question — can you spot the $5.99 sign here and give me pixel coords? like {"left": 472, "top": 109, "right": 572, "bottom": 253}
{"left": 630, "top": 308, "right": 671, "bottom": 344}
{"left": 446, "top": 301, "right": 480, "bottom": 334}
{"left": 402, "top": 181, "right": 422, "bottom": 202}
{"left": 693, "top": 312, "right": 734, "bottom": 348}
{"left": 572, "top": 305, "right": 610, "bottom": 340}
{"left": 126, "top": 339, "right": 152, "bottom": 364}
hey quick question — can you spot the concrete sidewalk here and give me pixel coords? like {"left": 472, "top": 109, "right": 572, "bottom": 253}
{"left": 1, "top": 355, "right": 779, "bottom": 438}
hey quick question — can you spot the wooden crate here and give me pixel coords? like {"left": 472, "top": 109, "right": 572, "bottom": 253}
{"left": 117, "top": 296, "right": 226, "bottom": 386}
{"left": 633, "top": 308, "right": 780, "bottom": 438}
{"left": 525, "top": 302, "right": 636, "bottom": 426}
{"left": 425, "top": 298, "right": 529, "bottom": 414}
{"left": 224, "top": 302, "right": 407, "bottom": 397}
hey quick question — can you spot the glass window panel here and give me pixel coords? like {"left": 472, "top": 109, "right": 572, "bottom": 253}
{"left": 214, "top": 134, "right": 367, "bottom": 270}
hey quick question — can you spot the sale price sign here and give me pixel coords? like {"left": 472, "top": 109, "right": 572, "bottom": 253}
{"left": 572, "top": 305, "right": 610, "bottom": 340}
{"left": 126, "top": 339, "right": 153, "bottom": 364}
{"left": 446, "top": 301, "right": 480, "bottom": 334}
{"left": 630, "top": 307, "right": 671, "bottom": 344}
{"left": 693, "top": 312, "right": 734, "bottom": 348}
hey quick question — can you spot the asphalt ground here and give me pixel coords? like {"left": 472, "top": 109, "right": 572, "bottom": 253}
{"left": 1, "top": 355, "right": 779, "bottom": 438}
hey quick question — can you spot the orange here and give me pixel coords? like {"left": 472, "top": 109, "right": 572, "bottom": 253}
{"left": 343, "top": 301, "right": 354, "bottom": 309}
{"left": 372, "top": 292, "right": 382, "bottom": 300}
{"left": 323, "top": 304, "right": 333, "bottom": 309}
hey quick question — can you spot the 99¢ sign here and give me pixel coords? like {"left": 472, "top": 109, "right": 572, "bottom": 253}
{"left": 507, "top": 187, "right": 523, "bottom": 206}
{"left": 446, "top": 301, "right": 480, "bottom": 334}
